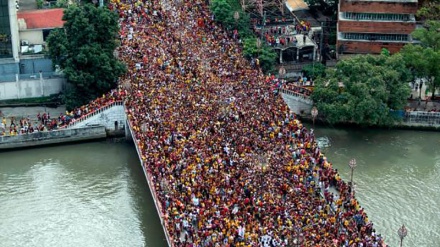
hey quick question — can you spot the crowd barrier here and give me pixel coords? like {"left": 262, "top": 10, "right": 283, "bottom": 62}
{"left": 404, "top": 111, "right": 440, "bottom": 126}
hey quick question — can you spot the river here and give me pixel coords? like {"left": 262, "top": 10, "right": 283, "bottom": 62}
{"left": 314, "top": 126, "right": 440, "bottom": 247}
{"left": 0, "top": 128, "right": 439, "bottom": 247}
{"left": 0, "top": 141, "right": 167, "bottom": 247}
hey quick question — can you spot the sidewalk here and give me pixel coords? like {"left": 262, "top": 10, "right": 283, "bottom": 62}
{"left": 0, "top": 105, "right": 66, "bottom": 131}
{"left": 407, "top": 81, "right": 440, "bottom": 111}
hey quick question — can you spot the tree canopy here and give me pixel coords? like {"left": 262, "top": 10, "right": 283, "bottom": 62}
{"left": 417, "top": 0, "right": 440, "bottom": 20}
{"left": 210, "top": 0, "right": 277, "bottom": 73}
{"left": 47, "top": 4, "right": 126, "bottom": 109}
{"left": 210, "top": 0, "right": 253, "bottom": 37}
{"left": 242, "top": 37, "right": 277, "bottom": 73}
{"left": 302, "top": 62, "right": 326, "bottom": 80}
{"left": 400, "top": 20, "right": 440, "bottom": 98}
{"left": 311, "top": 54, "right": 411, "bottom": 126}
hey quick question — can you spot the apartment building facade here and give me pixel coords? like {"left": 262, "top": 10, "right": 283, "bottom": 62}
{"left": 337, "top": 0, "right": 419, "bottom": 55}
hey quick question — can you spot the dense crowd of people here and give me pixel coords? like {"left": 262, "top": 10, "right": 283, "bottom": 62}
{"left": 111, "top": 0, "right": 385, "bottom": 246}
{"left": 1, "top": 115, "right": 45, "bottom": 136}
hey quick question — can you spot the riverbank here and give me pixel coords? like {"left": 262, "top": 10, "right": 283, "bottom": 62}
{"left": 0, "top": 126, "right": 108, "bottom": 150}
{"left": 299, "top": 115, "right": 440, "bottom": 131}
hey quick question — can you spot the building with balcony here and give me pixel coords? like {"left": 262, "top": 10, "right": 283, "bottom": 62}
{"left": 337, "top": 0, "right": 419, "bottom": 55}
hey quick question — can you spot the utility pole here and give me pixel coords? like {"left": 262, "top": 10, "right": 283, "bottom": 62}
{"left": 261, "top": 11, "right": 266, "bottom": 42}
{"left": 320, "top": 21, "right": 324, "bottom": 64}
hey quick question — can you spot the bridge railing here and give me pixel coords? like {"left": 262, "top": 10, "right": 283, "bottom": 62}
{"left": 61, "top": 101, "right": 124, "bottom": 129}
{"left": 403, "top": 111, "right": 440, "bottom": 126}
{"left": 125, "top": 115, "right": 173, "bottom": 246}
{"left": 279, "top": 88, "right": 314, "bottom": 105}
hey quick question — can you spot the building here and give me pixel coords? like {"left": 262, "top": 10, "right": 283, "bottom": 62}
{"left": 337, "top": 0, "right": 419, "bottom": 55}
{"left": 16, "top": 8, "right": 64, "bottom": 75}
{"left": 0, "top": 0, "right": 63, "bottom": 83}
{"left": 0, "top": 0, "right": 20, "bottom": 79}
{"left": 0, "top": 0, "right": 66, "bottom": 100}
{"left": 17, "top": 8, "right": 64, "bottom": 56}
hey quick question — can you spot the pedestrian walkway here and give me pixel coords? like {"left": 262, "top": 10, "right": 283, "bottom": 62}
{"left": 0, "top": 106, "right": 66, "bottom": 135}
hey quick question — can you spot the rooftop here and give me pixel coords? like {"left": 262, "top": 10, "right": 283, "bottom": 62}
{"left": 285, "top": 0, "right": 309, "bottom": 12}
{"left": 17, "top": 8, "right": 65, "bottom": 30}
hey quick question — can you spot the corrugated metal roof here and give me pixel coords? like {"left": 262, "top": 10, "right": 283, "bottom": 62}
{"left": 17, "top": 8, "right": 64, "bottom": 30}
{"left": 285, "top": 0, "right": 309, "bottom": 12}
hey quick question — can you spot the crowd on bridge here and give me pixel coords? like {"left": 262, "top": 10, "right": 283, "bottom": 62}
{"left": 1, "top": 0, "right": 385, "bottom": 245}
{"left": 110, "top": 0, "right": 385, "bottom": 246}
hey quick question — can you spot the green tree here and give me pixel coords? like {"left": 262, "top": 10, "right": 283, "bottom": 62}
{"left": 242, "top": 37, "right": 277, "bottom": 73}
{"left": 411, "top": 20, "right": 440, "bottom": 51}
{"left": 210, "top": 0, "right": 253, "bottom": 37}
{"left": 210, "top": 0, "right": 276, "bottom": 73}
{"left": 400, "top": 20, "right": 440, "bottom": 98}
{"left": 311, "top": 54, "right": 411, "bottom": 126}
{"left": 417, "top": 0, "right": 440, "bottom": 20}
{"left": 210, "top": 0, "right": 233, "bottom": 26}
{"left": 302, "top": 62, "right": 326, "bottom": 80}
{"left": 46, "top": 28, "right": 68, "bottom": 66}
{"left": 46, "top": 4, "right": 126, "bottom": 110}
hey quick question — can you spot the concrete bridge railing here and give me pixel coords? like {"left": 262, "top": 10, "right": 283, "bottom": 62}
{"left": 125, "top": 116, "right": 173, "bottom": 246}
{"left": 280, "top": 88, "right": 314, "bottom": 115}
{"left": 62, "top": 101, "right": 126, "bottom": 131}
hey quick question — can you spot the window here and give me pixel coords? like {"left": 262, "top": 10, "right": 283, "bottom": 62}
{"left": 343, "top": 12, "right": 411, "bottom": 22}
{"left": 342, "top": 33, "right": 409, "bottom": 41}
{"left": 0, "top": 0, "right": 13, "bottom": 58}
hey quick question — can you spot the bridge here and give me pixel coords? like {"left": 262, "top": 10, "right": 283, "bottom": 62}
{"left": 279, "top": 87, "right": 314, "bottom": 115}
{"left": 1, "top": 0, "right": 385, "bottom": 246}
{"left": 54, "top": 0, "right": 383, "bottom": 244}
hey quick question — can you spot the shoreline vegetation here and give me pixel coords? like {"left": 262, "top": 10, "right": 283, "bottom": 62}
{"left": 0, "top": 94, "right": 62, "bottom": 107}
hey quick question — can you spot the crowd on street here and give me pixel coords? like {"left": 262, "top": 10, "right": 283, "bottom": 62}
{"left": 111, "top": 0, "right": 385, "bottom": 246}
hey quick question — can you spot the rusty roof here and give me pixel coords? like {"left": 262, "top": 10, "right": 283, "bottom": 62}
{"left": 17, "top": 8, "right": 65, "bottom": 30}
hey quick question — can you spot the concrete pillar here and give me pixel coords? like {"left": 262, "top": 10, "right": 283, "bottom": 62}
{"left": 125, "top": 119, "right": 133, "bottom": 141}
{"left": 40, "top": 72, "right": 44, "bottom": 96}
{"left": 8, "top": 0, "right": 20, "bottom": 63}
{"left": 313, "top": 46, "right": 316, "bottom": 61}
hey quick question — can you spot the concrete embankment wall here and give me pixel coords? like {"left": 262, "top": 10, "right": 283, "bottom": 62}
{"left": 0, "top": 126, "right": 107, "bottom": 150}
{"left": 125, "top": 120, "right": 173, "bottom": 246}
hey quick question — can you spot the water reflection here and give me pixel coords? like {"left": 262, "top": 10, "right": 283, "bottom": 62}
{"left": 314, "top": 126, "right": 440, "bottom": 246}
{"left": 0, "top": 142, "right": 166, "bottom": 247}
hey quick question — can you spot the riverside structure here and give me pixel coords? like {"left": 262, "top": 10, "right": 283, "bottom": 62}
{"left": 108, "top": 0, "right": 385, "bottom": 246}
